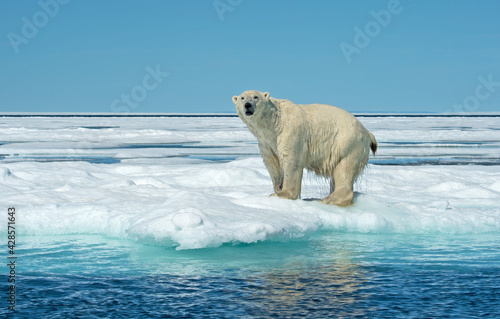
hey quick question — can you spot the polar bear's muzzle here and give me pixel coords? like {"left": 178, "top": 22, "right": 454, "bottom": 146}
{"left": 244, "top": 102, "right": 255, "bottom": 116}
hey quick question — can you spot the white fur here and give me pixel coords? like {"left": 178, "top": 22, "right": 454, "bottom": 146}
{"left": 233, "top": 90, "right": 377, "bottom": 206}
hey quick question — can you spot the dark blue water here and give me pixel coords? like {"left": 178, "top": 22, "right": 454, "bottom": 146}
{"left": 3, "top": 232, "right": 500, "bottom": 318}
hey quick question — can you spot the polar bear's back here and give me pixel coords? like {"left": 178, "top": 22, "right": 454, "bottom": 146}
{"left": 300, "top": 103, "right": 357, "bottom": 124}
{"left": 299, "top": 103, "right": 373, "bottom": 177}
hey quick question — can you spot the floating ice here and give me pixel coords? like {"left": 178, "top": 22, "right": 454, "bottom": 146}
{"left": 1, "top": 116, "right": 499, "bottom": 249}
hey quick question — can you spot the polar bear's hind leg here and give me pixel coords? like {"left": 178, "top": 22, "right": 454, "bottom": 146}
{"left": 321, "top": 159, "right": 355, "bottom": 206}
{"left": 321, "top": 148, "right": 367, "bottom": 206}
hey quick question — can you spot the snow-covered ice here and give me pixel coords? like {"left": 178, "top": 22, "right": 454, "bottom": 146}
{"left": 1, "top": 115, "right": 499, "bottom": 249}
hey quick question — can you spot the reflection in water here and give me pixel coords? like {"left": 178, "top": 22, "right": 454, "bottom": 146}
{"left": 243, "top": 243, "right": 371, "bottom": 317}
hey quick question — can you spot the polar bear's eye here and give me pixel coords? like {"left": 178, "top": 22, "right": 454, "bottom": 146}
{"left": 253, "top": 96, "right": 258, "bottom": 100}
{"left": 240, "top": 96, "right": 244, "bottom": 100}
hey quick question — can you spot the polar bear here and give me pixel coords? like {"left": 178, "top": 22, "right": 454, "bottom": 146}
{"left": 233, "top": 90, "right": 377, "bottom": 206}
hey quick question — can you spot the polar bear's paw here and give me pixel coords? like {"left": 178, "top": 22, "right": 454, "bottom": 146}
{"left": 321, "top": 189, "right": 354, "bottom": 207}
{"left": 272, "top": 189, "right": 299, "bottom": 200}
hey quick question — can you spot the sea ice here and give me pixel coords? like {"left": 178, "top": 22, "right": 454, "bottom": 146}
{"left": 0, "top": 116, "right": 499, "bottom": 249}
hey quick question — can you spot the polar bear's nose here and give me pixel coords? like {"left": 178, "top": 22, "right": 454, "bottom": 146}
{"left": 244, "top": 102, "right": 252, "bottom": 109}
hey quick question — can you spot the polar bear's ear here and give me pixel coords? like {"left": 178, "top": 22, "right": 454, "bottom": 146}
{"left": 263, "top": 92, "right": 270, "bottom": 99}
{"left": 232, "top": 96, "right": 239, "bottom": 104}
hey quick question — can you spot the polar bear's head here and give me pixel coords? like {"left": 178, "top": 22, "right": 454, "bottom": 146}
{"left": 233, "top": 90, "right": 270, "bottom": 118}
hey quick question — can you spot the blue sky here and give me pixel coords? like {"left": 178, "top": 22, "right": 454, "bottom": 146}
{"left": 1, "top": 0, "right": 499, "bottom": 114}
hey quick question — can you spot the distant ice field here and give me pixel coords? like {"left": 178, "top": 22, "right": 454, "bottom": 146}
{"left": 1, "top": 115, "right": 499, "bottom": 250}
{"left": 1, "top": 115, "right": 500, "bottom": 165}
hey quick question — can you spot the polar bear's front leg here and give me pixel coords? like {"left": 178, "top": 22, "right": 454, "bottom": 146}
{"left": 258, "top": 143, "right": 283, "bottom": 193}
{"left": 274, "top": 156, "right": 303, "bottom": 200}
{"left": 273, "top": 126, "right": 306, "bottom": 200}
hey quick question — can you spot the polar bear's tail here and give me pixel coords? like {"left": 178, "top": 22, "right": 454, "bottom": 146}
{"left": 369, "top": 132, "right": 377, "bottom": 156}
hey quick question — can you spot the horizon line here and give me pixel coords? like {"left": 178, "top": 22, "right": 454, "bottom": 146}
{"left": 1, "top": 111, "right": 500, "bottom": 118}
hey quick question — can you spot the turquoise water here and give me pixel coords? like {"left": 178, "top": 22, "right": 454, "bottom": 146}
{"left": 4, "top": 232, "right": 500, "bottom": 318}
